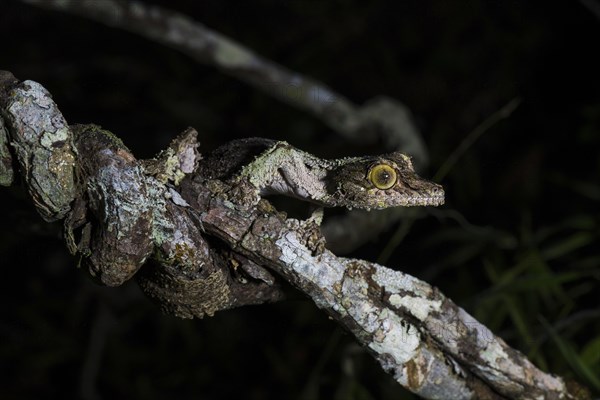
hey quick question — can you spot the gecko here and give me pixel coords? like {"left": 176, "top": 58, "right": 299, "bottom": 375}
{"left": 194, "top": 137, "right": 444, "bottom": 212}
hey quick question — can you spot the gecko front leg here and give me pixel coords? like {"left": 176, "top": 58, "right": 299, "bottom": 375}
{"left": 234, "top": 141, "right": 331, "bottom": 207}
{"left": 194, "top": 138, "right": 325, "bottom": 208}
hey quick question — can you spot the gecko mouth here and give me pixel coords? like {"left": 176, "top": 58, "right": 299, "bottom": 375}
{"left": 411, "top": 195, "right": 444, "bottom": 206}
{"left": 405, "top": 191, "right": 445, "bottom": 206}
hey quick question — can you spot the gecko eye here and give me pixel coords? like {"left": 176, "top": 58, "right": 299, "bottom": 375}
{"left": 368, "top": 164, "right": 397, "bottom": 190}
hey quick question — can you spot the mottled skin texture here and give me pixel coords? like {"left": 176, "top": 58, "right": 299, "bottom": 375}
{"left": 196, "top": 138, "right": 444, "bottom": 211}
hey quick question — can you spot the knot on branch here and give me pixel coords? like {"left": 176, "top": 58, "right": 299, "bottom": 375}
{"left": 0, "top": 71, "right": 284, "bottom": 318}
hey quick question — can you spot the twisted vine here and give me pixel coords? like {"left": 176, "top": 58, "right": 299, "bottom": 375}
{"left": 0, "top": 71, "right": 589, "bottom": 400}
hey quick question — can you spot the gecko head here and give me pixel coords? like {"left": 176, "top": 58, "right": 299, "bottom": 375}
{"left": 328, "top": 152, "right": 444, "bottom": 210}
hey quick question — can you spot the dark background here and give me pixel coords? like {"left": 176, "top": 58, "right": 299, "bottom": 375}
{"left": 1, "top": 1, "right": 599, "bottom": 399}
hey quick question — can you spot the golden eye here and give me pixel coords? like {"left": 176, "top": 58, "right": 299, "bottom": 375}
{"left": 368, "top": 164, "right": 397, "bottom": 190}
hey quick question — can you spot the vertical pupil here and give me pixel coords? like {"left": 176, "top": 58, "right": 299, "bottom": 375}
{"left": 378, "top": 170, "right": 390, "bottom": 183}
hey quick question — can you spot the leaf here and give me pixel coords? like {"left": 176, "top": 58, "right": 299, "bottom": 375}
{"left": 540, "top": 318, "right": 600, "bottom": 391}
{"left": 581, "top": 336, "right": 600, "bottom": 367}
{"left": 540, "top": 232, "right": 595, "bottom": 261}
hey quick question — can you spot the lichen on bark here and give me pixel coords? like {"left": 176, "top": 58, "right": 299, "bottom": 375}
{"left": 1, "top": 80, "right": 77, "bottom": 221}
{"left": 0, "top": 70, "right": 590, "bottom": 400}
{"left": 0, "top": 114, "right": 13, "bottom": 186}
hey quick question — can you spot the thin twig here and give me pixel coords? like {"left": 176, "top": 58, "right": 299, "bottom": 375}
{"left": 434, "top": 98, "right": 521, "bottom": 182}
{"left": 21, "top": 0, "right": 433, "bottom": 254}
{"left": 20, "top": 0, "right": 428, "bottom": 165}
{"left": 579, "top": 0, "right": 600, "bottom": 21}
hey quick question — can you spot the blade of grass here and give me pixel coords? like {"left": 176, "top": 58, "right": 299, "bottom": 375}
{"left": 581, "top": 336, "right": 600, "bottom": 367}
{"left": 540, "top": 232, "right": 595, "bottom": 261}
{"left": 539, "top": 317, "right": 600, "bottom": 391}
{"left": 434, "top": 97, "right": 521, "bottom": 182}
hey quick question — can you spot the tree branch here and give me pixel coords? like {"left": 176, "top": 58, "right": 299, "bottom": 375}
{"left": 0, "top": 72, "right": 588, "bottom": 399}
{"left": 19, "top": 0, "right": 431, "bottom": 255}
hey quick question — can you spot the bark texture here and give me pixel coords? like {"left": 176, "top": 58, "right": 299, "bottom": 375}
{"left": 0, "top": 71, "right": 590, "bottom": 399}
